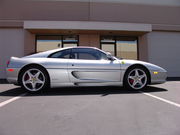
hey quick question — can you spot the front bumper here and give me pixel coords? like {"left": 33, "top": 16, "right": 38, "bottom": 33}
{"left": 150, "top": 70, "right": 167, "bottom": 84}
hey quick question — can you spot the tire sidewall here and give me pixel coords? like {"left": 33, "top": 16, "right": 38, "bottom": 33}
{"left": 124, "top": 67, "right": 148, "bottom": 90}
{"left": 19, "top": 66, "right": 49, "bottom": 92}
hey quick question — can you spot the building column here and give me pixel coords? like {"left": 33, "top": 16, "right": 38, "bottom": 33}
{"left": 24, "top": 30, "right": 36, "bottom": 55}
{"left": 138, "top": 34, "right": 149, "bottom": 62}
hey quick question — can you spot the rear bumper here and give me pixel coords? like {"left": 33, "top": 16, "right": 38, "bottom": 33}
{"left": 6, "top": 68, "right": 20, "bottom": 84}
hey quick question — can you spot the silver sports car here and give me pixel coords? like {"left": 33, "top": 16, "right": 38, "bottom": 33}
{"left": 6, "top": 46, "right": 167, "bottom": 92}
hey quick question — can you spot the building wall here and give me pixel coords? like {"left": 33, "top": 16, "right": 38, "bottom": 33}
{"left": 0, "top": 0, "right": 179, "bottom": 25}
{"left": 147, "top": 31, "right": 180, "bottom": 77}
{"left": 0, "top": 29, "right": 24, "bottom": 79}
{"left": 79, "top": 34, "right": 100, "bottom": 48}
{"left": 90, "top": 2, "right": 180, "bottom": 25}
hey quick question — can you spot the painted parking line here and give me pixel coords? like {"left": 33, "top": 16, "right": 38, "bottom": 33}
{"left": 141, "top": 91, "right": 180, "bottom": 108}
{"left": 1, "top": 91, "right": 180, "bottom": 109}
{"left": 0, "top": 93, "right": 27, "bottom": 108}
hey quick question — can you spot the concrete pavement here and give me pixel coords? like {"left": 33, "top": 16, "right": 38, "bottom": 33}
{"left": 0, "top": 82, "right": 180, "bottom": 135}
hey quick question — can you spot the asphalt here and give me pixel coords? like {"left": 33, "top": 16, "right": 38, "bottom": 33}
{"left": 0, "top": 82, "right": 180, "bottom": 135}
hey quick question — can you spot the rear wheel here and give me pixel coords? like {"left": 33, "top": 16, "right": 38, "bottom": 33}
{"left": 124, "top": 67, "right": 148, "bottom": 90}
{"left": 20, "top": 66, "right": 49, "bottom": 92}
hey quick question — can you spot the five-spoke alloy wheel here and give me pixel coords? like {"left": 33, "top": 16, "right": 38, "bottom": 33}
{"left": 20, "top": 66, "right": 49, "bottom": 92}
{"left": 124, "top": 67, "right": 148, "bottom": 90}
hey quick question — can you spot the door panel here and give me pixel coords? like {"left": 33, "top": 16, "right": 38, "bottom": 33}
{"left": 68, "top": 59, "right": 121, "bottom": 83}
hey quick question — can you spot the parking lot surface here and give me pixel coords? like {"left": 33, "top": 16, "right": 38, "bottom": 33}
{"left": 0, "top": 81, "right": 180, "bottom": 135}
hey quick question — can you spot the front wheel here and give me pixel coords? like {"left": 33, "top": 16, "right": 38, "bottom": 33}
{"left": 20, "top": 66, "right": 49, "bottom": 92}
{"left": 124, "top": 67, "right": 148, "bottom": 90}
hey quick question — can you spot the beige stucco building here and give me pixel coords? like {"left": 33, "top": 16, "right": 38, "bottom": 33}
{"left": 0, "top": 0, "right": 180, "bottom": 79}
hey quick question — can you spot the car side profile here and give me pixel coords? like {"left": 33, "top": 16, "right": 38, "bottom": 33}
{"left": 6, "top": 46, "right": 167, "bottom": 92}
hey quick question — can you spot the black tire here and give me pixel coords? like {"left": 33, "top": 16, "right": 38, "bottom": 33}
{"left": 123, "top": 66, "right": 148, "bottom": 90}
{"left": 19, "top": 65, "right": 49, "bottom": 92}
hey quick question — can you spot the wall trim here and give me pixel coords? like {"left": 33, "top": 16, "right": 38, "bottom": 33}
{"left": 24, "top": 21, "right": 152, "bottom": 32}
{"left": 152, "top": 24, "right": 180, "bottom": 32}
{"left": 0, "top": 20, "right": 23, "bottom": 28}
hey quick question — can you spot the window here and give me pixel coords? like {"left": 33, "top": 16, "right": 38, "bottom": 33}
{"left": 71, "top": 48, "right": 106, "bottom": 60}
{"left": 49, "top": 49, "right": 71, "bottom": 59}
{"left": 36, "top": 35, "right": 78, "bottom": 52}
{"left": 36, "top": 36, "right": 62, "bottom": 52}
{"left": 116, "top": 37, "right": 137, "bottom": 59}
{"left": 63, "top": 35, "right": 78, "bottom": 48}
{"left": 101, "top": 44, "right": 115, "bottom": 56}
{"left": 101, "top": 36, "right": 138, "bottom": 60}
{"left": 49, "top": 48, "right": 107, "bottom": 60}
{"left": 101, "top": 36, "right": 115, "bottom": 56}
{"left": 99, "top": 51, "right": 108, "bottom": 60}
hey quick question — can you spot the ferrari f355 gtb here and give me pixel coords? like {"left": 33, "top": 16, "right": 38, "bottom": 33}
{"left": 6, "top": 47, "right": 167, "bottom": 92}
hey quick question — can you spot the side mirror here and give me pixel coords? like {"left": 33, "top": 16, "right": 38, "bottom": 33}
{"left": 107, "top": 52, "right": 115, "bottom": 61}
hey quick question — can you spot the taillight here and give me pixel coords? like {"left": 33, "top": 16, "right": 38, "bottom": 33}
{"left": 7, "top": 60, "right": 10, "bottom": 67}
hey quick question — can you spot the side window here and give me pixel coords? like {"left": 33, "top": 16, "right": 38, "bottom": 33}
{"left": 98, "top": 51, "right": 108, "bottom": 60}
{"left": 72, "top": 48, "right": 101, "bottom": 60}
{"left": 49, "top": 49, "right": 71, "bottom": 58}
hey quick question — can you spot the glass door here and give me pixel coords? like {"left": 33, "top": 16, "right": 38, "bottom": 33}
{"left": 100, "top": 36, "right": 116, "bottom": 56}
{"left": 116, "top": 37, "right": 138, "bottom": 59}
{"left": 101, "top": 36, "right": 138, "bottom": 60}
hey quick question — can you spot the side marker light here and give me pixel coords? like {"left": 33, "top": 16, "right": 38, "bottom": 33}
{"left": 8, "top": 69, "right": 14, "bottom": 72}
{"left": 153, "top": 71, "right": 158, "bottom": 74}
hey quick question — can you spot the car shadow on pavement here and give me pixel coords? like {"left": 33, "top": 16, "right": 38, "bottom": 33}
{"left": 0, "top": 86, "right": 168, "bottom": 97}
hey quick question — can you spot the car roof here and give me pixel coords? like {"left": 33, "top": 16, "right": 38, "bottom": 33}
{"left": 66, "top": 46, "right": 98, "bottom": 50}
